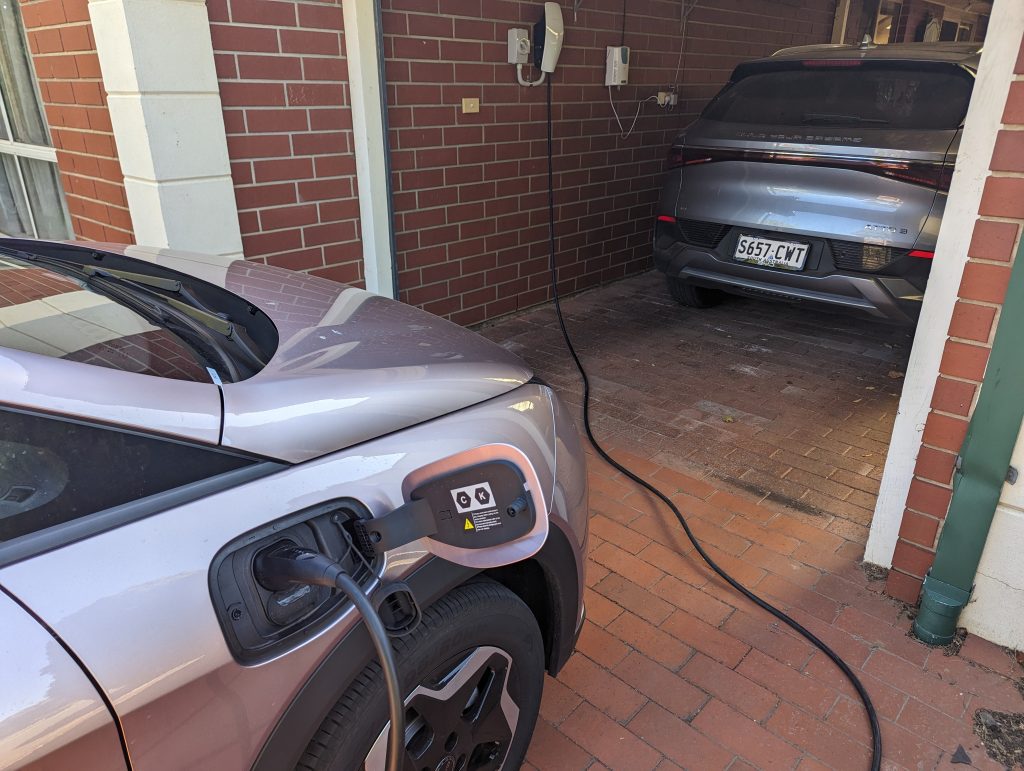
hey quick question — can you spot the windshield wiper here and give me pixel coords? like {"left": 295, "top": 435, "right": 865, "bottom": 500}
{"left": 77, "top": 266, "right": 266, "bottom": 369}
{"left": 801, "top": 113, "right": 890, "bottom": 126}
{"left": 81, "top": 265, "right": 236, "bottom": 337}
{"left": 0, "top": 247, "right": 259, "bottom": 381}
{"left": 103, "top": 287, "right": 243, "bottom": 383}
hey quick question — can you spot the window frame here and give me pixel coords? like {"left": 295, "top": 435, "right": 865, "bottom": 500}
{"left": 873, "top": 0, "right": 903, "bottom": 45}
{"left": 0, "top": 404, "right": 286, "bottom": 569}
{"left": 0, "top": 7, "right": 72, "bottom": 239}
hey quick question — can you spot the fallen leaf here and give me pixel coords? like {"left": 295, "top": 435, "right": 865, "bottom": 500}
{"left": 723, "top": 416, "right": 735, "bottom": 423}
{"left": 888, "top": 370, "right": 905, "bottom": 380}
{"left": 853, "top": 398, "right": 863, "bottom": 404}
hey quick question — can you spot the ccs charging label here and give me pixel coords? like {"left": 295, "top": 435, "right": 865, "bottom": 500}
{"left": 450, "top": 482, "right": 495, "bottom": 513}
{"left": 450, "top": 482, "right": 502, "bottom": 533}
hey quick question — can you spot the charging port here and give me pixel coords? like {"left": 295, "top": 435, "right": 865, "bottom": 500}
{"left": 209, "top": 500, "right": 379, "bottom": 663}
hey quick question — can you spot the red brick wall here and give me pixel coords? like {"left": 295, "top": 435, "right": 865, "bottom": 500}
{"left": 886, "top": 33, "right": 1024, "bottom": 603}
{"left": 210, "top": 0, "right": 363, "bottom": 286}
{"left": 20, "top": 0, "right": 132, "bottom": 242}
{"left": 380, "top": 0, "right": 837, "bottom": 325}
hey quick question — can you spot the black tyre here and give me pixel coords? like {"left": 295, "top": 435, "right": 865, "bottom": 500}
{"left": 298, "top": 579, "right": 545, "bottom": 771}
{"left": 666, "top": 275, "right": 721, "bottom": 308}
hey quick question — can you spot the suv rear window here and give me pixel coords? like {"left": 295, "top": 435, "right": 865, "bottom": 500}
{"left": 0, "top": 244, "right": 278, "bottom": 382}
{"left": 703, "top": 62, "right": 973, "bottom": 130}
{"left": 0, "top": 256, "right": 212, "bottom": 382}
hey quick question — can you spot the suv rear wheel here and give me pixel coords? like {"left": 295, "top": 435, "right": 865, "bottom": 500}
{"left": 666, "top": 276, "right": 722, "bottom": 308}
{"left": 298, "top": 579, "right": 544, "bottom": 771}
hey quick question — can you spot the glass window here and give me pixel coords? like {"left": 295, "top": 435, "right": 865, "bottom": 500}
{"left": 704, "top": 64, "right": 974, "bottom": 130}
{"left": 0, "top": 255, "right": 213, "bottom": 381}
{"left": 0, "top": 2, "right": 70, "bottom": 239}
{"left": 874, "top": 1, "right": 902, "bottom": 44}
{"left": 0, "top": 408, "right": 254, "bottom": 542}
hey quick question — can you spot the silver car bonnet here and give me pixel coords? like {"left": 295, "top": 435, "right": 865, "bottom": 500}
{"left": 63, "top": 245, "right": 533, "bottom": 462}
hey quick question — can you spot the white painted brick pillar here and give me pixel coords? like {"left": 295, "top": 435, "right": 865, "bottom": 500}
{"left": 89, "top": 0, "right": 243, "bottom": 257}
{"left": 866, "top": 0, "right": 1024, "bottom": 569}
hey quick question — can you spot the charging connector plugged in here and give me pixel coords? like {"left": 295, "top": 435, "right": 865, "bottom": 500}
{"left": 252, "top": 544, "right": 406, "bottom": 771}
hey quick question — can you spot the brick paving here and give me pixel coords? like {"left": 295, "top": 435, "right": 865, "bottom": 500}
{"left": 479, "top": 271, "right": 1024, "bottom": 771}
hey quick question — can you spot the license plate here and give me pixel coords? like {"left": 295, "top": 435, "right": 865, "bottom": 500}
{"left": 734, "top": 234, "right": 809, "bottom": 271}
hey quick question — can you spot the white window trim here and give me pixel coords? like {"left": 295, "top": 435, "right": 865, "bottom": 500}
{"left": 0, "top": 20, "right": 68, "bottom": 240}
{"left": 0, "top": 138, "right": 57, "bottom": 164}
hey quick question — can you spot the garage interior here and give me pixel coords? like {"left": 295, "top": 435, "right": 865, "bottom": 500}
{"left": 485, "top": 281, "right": 1015, "bottom": 770}
{"left": 11, "top": 0, "right": 1024, "bottom": 764}
{"left": 434, "top": 0, "right": 1023, "bottom": 767}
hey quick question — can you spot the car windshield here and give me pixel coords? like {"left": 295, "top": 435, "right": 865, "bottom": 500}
{"left": 0, "top": 254, "right": 216, "bottom": 382}
{"left": 703, "top": 63, "right": 973, "bottom": 130}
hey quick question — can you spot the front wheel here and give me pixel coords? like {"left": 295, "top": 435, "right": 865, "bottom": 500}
{"left": 666, "top": 275, "right": 722, "bottom": 308}
{"left": 298, "top": 579, "right": 545, "bottom": 771}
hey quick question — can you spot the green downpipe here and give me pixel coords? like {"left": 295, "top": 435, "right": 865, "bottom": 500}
{"left": 914, "top": 236, "right": 1024, "bottom": 645}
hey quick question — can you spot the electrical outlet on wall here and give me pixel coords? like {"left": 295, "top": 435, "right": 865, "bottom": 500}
{"left": 507, "top": 28, "right": 530, "bottom": 64}
{"left": 461, "top": 97, "right": 480, "bottom": 114}
{"left": 657, "top": 91, "right": 669, "bottom": 107}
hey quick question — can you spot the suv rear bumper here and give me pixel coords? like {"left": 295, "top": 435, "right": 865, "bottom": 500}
{"left": 655, "top": 240, "right": 924, "bottom": 324}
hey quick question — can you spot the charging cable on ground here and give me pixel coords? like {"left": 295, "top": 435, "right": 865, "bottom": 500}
{"left": 545, "top": 77, "right": 883, "bottom": 770}
{"left": 254, "top": 544, "right": 405, "bottom": 771}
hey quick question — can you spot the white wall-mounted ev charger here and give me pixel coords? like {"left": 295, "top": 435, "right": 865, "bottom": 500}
{"left": 512, "top": 2, "right": 564, "bottom": 87}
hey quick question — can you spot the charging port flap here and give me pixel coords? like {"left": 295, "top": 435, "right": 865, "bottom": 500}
{"left": 353, "top": 460, "right": 537, "bottom": 554}
{"left": 412, "top": 460, "right": 536, "bottom": 549}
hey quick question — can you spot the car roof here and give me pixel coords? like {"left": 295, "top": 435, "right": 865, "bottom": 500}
{"left": 766, "top": 41, "right": 982, "bottom": 67}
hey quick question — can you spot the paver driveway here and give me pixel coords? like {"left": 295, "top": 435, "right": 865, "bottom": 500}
{"left": 481, "top": 271, "right": 1024, "bottom": 771}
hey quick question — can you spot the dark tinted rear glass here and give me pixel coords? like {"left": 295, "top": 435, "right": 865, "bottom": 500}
{"left": 703, "top": 63, "right": 973, "bottom": 130}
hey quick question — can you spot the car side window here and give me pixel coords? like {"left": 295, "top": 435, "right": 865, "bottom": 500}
{"left": 0, "top": 407, "right": 255, "bottom": 542}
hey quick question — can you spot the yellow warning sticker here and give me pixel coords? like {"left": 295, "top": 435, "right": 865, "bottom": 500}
{"left": 464, "top": 518, "right": 475, "bottom": 531}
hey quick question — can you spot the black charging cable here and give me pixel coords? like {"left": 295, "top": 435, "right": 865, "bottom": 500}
{"left": 254, "top": 544, "right": 405, "bottom": 771}
{"left": 543, "top": 77, "right": 882, "bottom": 770}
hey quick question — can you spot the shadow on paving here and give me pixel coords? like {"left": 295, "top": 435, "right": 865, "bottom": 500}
{"left": 479, "top": 271, "right": 1024, "bottom": 771}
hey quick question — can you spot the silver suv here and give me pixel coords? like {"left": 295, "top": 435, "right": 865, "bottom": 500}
{"left": 0, "top": 239, "right": 587, "bottom": 771}
{"left": 655, "top": 42, "right": 979, "bottom": 323}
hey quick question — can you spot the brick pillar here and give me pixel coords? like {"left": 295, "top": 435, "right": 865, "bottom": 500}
{"left": 886, "top": 37, "right": 1024, "bottom": 603}
{"left": 19, "top": 0, "right": 132, "bottom": 242}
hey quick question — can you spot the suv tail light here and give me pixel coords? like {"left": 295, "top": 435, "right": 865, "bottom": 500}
{"left": 666, "top": 146, "right": 952, "bottom": 191}
{"left": 667, "top": 146, "right": 715, "bottom": 168}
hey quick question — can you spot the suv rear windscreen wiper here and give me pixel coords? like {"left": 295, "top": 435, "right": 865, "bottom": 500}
{"left": 801, "top": 113, "right": 890, "bottom": 126}
{"left": 82, "top": 266, "right": 234, "bottom": 337}
{"left": 0, "top": 247, "right": 264, "bottom": 381}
